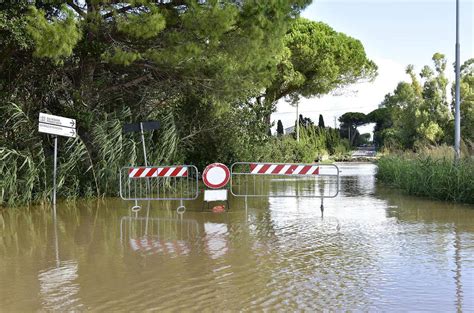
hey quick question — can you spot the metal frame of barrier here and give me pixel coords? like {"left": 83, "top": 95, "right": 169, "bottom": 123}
{"left": 119, "top": 165, "right": 199, "bottom": 201}
{"left": 230, "top": 162, "right": 340, "bottom": 215}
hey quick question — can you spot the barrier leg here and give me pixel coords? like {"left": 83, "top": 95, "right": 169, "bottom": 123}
{"left": 320, "top": 198, "right": 324, "bottom": 218}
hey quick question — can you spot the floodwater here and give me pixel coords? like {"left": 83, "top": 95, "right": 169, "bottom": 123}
{"left": 1, "top": 163, "right": 473, "bottom": 311}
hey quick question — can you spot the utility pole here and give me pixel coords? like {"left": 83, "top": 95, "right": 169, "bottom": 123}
{"left": 454, "top": 0, "right": 461, "bottom": 161}
{"left": 348, "top": 125, "right": 351, "bottom": 146}
{"left": 296, "top": 101, "right": 300, "bottom": 142}
{"left": 334, "top": 116, "right": 337, "bottom": 129}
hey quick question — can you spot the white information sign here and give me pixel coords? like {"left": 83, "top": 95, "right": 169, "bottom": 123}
{"left": 204, "top": 189, "right": 228, "bottom": 202}
{"left": 38, "top": 113, "right": 78, "bottom": 206}
{"left": 38, "top": 113, "right": 76, "bottom": 138}
{"left": 39, "top": 123, "right": 77, "bottom": 138}
{"left": 39, "top": 113, "right": 76, "bottom": 128}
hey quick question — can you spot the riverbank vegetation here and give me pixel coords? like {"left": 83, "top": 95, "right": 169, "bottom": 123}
{"left": 373, "top": 55, "right": 474, "bottom": 203}
{"left": 333, "top": 53, "right": 474, "bottom": 203}
{"left": 377, "top": 146, "right": 474, "bottom": 204}
{"left": 0, "top": 1, "right": 376, "bottom": 206}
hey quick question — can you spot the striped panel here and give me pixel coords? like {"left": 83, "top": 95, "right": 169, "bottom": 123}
{"left": 128, "top": 166, "right": 188, "bottom": 178}
{"left": 250, "top": 163, "right": 319, "bottom": 175}
{"left": 130, "top": 237, "right": 190, "bottom": 256}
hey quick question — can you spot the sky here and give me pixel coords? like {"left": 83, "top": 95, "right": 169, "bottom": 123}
{"left": 272, "top": 0, "right": 474, "bottom": 136}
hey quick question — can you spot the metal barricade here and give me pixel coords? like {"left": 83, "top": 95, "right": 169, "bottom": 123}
{"left": 230, "top": 162, "right": 340, "bottom": 215}
{"left": 119, "top": 165, "right": 199, "bottom": 201}
{"left": 231, "top": 162, "right": 339, "bottom": 198}
{"left": 120, "top": 216, "right": 200, "bottom": 256}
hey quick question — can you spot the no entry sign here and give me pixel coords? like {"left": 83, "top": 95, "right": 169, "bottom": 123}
{"left": 202, "top": 163, "right": 230, "bottom": 189}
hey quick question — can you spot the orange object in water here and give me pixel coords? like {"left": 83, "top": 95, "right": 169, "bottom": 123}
{"left": 212, "top": 205, "right": 225, "bottom": 213}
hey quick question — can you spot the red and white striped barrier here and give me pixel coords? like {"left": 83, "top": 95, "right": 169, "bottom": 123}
{"left": 128, "top": 166, "right": 188, "bottom": 178}
{"left": 130, "top": 237, "right": 191, "bottom": 256}
{"left": 250, "top": 163, "right": 319, "bottom": 175}
{"left": 120, "top": 165, "right": 198, "bottom": 201}
{"left": 230, "top": 162, "right": 339, "bottom": 201}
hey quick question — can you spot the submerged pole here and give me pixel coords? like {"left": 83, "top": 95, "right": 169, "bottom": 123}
{"left": 53, "top": 135, "right": 58, "bottom": 208}
{"left": 454, "top": 0, "right": 461, "bottom": 161}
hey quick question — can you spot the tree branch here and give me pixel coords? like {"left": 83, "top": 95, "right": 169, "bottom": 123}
{"left": 102, "top": 5, "right": 134, "bottom": 19}
{"left": 103, "top": 74, "right": 153, "bottom": 93}
{"left": 67, "top": 1, "right": 87, "bottom": 18}
{"left": 180, "top": 125, "right": 220, "bottom": 142}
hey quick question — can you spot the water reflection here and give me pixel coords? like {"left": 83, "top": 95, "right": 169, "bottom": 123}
{"left": 38, "top": 260, "right": 81, "bottom": 311}
{"left": 338, "top": 163, "right": 377, "bottom": 197}
{"left": 38, "top": 207, "right": 83, "bottom": 311}
{"left": 376, "top": 185, "right": 474, "bottom": 312}
{"left": 204, "top": 222, "right": 229, "bottom": 259}
{"left": 120, "top": 214, "right": 199, "bottom": 257}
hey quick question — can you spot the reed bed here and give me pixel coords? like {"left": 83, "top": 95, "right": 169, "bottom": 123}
{"left": 377, "top": 147, "right": 474, "bottom": 204}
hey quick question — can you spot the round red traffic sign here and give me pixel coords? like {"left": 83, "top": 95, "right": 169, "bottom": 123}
{"left": 202, "top": 163, "right": 230, "bottom": 189}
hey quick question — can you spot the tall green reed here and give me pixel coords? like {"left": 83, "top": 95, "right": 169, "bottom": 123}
{"left": 377, "top": 151, "right": 474, "bottom": 203}
{"left": 1, "top": 102, "right": 186, "bottom": 206}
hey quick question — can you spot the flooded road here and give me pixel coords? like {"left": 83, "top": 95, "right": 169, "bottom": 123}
{"left": 1, "top": 163, "right": 473, "bottom": 311}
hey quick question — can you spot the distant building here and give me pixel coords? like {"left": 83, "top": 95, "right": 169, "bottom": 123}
{"left": 284, "top": 126, "right": 295, "bottom": 134}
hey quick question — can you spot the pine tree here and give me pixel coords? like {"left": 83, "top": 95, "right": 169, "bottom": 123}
{"left": 277, "top": 120, "right": 284, "bottom": 136}
{"left": 318, "top": 114, "right": 325, "bottom": 128}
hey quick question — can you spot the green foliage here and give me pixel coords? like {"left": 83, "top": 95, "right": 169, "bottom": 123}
{"left": 25, "top": 5, "right": 82, "bottom": 60}
{"left": 358, "top": 133, "right": 371, "bottom": 145}
{"left": 367, "top": 107, "right": 392, "bottom": 147}
{"left": 281, "top": 19, "right": 377, "bottom": 97}
{"left": 251, "top": 126, "right": 347, "bottom": 163}
{"left": 455, "top": 58, "right": 474, "bottom": 146}
{"left": 338, "top": 112, "right": 367, "bottom": 146}
{"left": 339, "top": 112, "right": 367, "bottom": 125}
{"left": 377, "top": 151, "right": 474, "bottom": 204}
{"left": 255, "top": 136, "right": 316, "bottom": 163}
{"left": 0, "top": 6, "right": 32, "bottom": 51}
{"left": 262, "top": 18, "right": 377, "bottom": 116}
{"left": 91, "top": 109, "right": 137, "bottom": 194}
{"left": 116, "top": 8, "right": 165, "bottom": 39}
{"left": 0, "top": 103, "right": 47, "bottom": 205}
{"left": 371, "top": 53, "right": 459, "bottom": 150}
{"left": 103, "top": 48, "right": 142, "bottom": 66}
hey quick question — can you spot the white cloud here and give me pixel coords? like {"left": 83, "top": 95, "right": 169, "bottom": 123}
{"left": 271, "top": 57, "right": 409, "bottom": 135}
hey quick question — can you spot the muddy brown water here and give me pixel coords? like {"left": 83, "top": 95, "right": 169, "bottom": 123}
{"left": 1, "top": 163, "right": 473, "bottom": 311}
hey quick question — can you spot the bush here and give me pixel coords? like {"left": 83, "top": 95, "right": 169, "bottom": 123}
{"left": 248, "top": 126, "right": 348, "bottom": 164}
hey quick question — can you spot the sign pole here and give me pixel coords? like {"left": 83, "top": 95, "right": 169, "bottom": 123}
{"left": 139, "top": 122, "right": 151, "bottom": 200}
{"left": 123, "top": 120, "right": 159, "bottom": 167}
{"left": 52, "top": 135, "right": 58, "bottom": 209}
{"left": 140, "top": 122, "right": 148, "bottom": 167}
{"left": 123, "top": 120, "right": 160, "bottom": 211}
{"left": 53, "top": 204, "right": 59, "bottom": 267}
